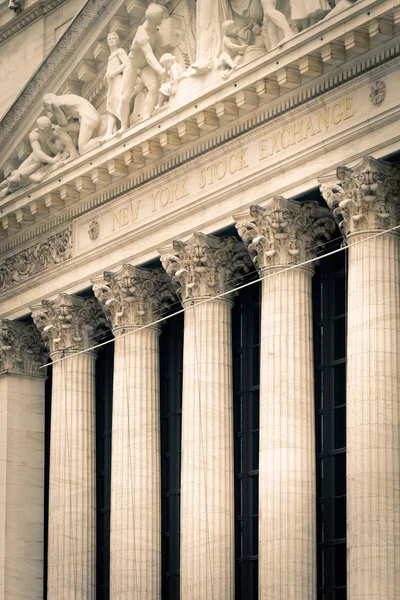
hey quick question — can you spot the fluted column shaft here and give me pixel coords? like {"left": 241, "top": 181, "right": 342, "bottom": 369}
{"left": 320, "top": 157, "right": 400, "bottom": 599}
{"left": 0, "top": 320, "right": 47, "bottom": 599}
{"left": 93, "top": 265, "right": 175, "bottom": 600}
{"left": 160, "top": 233, "right": 251, "bottom": 600}
{"left": 48, "top": 353, "right": 96, "bottom": 599}
{"left": 259, "top": 267, "right": 315, "bottom": 598}
{"left": 32, "top": 294, "right": 105, "bottom": 600}
{"left": 180, "top": 298, "right": 234, "bottom": 600}
{"left": 347, "top": 234, "right": 400, "bottom": 598}
{"left": 235, "top": 198, "right": 335, "bottom": 600}
{"left": 110, "top": 327, "right": 161, "bottom": 599}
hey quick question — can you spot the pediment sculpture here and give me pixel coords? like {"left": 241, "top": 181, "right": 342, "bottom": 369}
{"left": 0, "top": 0, "right": 340, "bottom": 199}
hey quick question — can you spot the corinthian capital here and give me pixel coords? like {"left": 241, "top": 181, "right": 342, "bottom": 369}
{"left": 92, "top": 265, "right": 176, "bottom": 332}
{"left": 0, "top": 319, "right": 47, "bottom": 376}
{"left": 320, "top": 156, "right": 400, "bottom": 238}
{"left": 159, "top": 232, "right": 252, "bottom": 304}
{"left": 234, "top": 197, "right": 335, "bottom": 272}
{"left": 31, "top": 294, "right": 106, "bottom": 357}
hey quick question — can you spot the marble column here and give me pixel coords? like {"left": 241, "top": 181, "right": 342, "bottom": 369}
{"left": 320, "top": 157, "right": 400, "bottom": 600}
{"left": 32, "top": 295, "right": 105, "bottom": 600}
{"left": 93, "top": 265, "right": 175, "bottom": 600}
{"left": 235, "top": 198, "right": 335, "bottom": 600}
{"left": 0, "top": 320, "right": 47, "bottom": 599}
{"left": 160, "top": 233, "right": 252, "bottom": 600}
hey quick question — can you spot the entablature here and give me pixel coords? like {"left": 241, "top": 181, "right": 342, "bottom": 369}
{"left": 0, "top": 0, "right": 399, "bottom": 246}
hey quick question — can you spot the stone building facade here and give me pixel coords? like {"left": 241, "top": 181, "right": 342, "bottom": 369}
{"left": 0, "top": 0, "right": 399, "bottom": 598}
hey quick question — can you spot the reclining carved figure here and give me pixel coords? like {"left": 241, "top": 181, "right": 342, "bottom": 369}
{"left": 0, "top": 117, "right": 71, "bottom": 200}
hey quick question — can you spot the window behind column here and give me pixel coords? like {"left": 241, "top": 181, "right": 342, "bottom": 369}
{"left": 96, "top": 340, "right": 114, "bottom": 599}
{"left": 160, "top": 312, "right": 184, "bottom": 600}
{"left": 313, "top": 246, "right": 347, "bottom": 600}
{"left": 232, "top": 282, "right": 261, "bottom": 600}
{"left": 44, "top": 364, "right": 52, "bottom": 600}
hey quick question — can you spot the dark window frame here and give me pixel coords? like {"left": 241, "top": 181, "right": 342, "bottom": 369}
{"left": 232, "top": 281, "right": 261, "bottom": 600}
{"left": 160, "top": 313, "right": 184, "bottom": 600}
{"left": 314, "top": 248, "right": 347, "bottom": 600}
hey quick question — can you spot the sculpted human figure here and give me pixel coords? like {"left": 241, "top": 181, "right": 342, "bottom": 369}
{"left": 120, "top": 3, "right": 167, "bottom": 127}
{"left": 154, "top": 53, "right": 184, "bottom": 110}
{"left": 0, "top": 117, "right": 70, "bottom": 199}
{"left": 194, "top": 0, "right": 231, "bottom": 72}
{"left": 103, "top": 32, "right": 132, "bottom": 139}
{"left": 43, "top": 93, "right": 101, "bottom": 155}
{"left": 291, "top": 0, "right": 330, "bottom": 31}
{"left": 219, "top": 20, "right": 248, "bottom": 77}
{"left": 260, "top": 0, "right": 294, "bottom": 49}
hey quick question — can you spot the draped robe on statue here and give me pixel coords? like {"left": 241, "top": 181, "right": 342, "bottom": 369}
{"left": 195, "top": 0, "right": 231, "bottom": 65}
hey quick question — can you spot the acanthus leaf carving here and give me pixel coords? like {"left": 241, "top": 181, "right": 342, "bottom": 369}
{"left": 31, "top": 294, "right": 107, "bottom": 356}
{"left": 92, "top": 264, "right": 177, "bottom": 332}
{"left": 319, "top": 156, "right": 400, "bottom": 238}
{"left": 159, "top": 232, "right": 253, "bottom": 304}
{"left": 0, "top": 227, "right": 72, "bottom": 293}
{"left": 0, "top": 319, "right": 48, "bottom": 376}
{"left": 235, "top": 196, "right": 335, "bottom": 272}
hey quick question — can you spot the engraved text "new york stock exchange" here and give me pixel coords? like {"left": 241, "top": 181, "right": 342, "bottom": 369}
{"left": 259, "top": 96, "right": 354, "bottom": 160}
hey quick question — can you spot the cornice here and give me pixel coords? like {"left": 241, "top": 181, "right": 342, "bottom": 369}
{"left": 0, "top": 0, "right": 113, "bottom": 148}
{"left": 0, "top": 0, "right": 70, "bottom": 44}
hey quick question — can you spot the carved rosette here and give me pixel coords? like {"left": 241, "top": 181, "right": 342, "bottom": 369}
{"left": 92, "top": 264, "right": 176, "bottom": 333}
{"left": 0, "top": 319, "right": 48, "bottom": 376}
{"left": 235, "top": 197, "right": 335, "bottom": 273}
{"left": 159, "top": 232, "right": 253, "bottom": 304}
{"left": 31, "top": 294, "right": 106, "bottom": 357}
{"left": 320, "top": 156, "right": 400, "bottom": 239}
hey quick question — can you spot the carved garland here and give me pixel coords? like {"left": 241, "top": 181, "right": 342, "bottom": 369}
{"left": 0, "top": 227, "right": 72, "bottom": 292}
{"left": 0, "top": 0, "right": 113, "bottom": 148}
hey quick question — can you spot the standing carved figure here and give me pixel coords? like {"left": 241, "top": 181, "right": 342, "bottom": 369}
{"left": 103, "top": 32, "right": 132, "bottom": 139}
{"left": 43, "top": 93, "right": 101, "bottom": 155}
{"left": 194, "top": 0, "right": 231, "bottom": 72}
{"left": 120, "top": 3, "right": 167, "bottom": 127}
{"left": 260, "top": 0, "right": 294, "bottom": 49}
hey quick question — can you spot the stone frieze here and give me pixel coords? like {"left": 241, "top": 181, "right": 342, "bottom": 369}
{"left": 0, "top": 227, "right": 72, "bottom": 292}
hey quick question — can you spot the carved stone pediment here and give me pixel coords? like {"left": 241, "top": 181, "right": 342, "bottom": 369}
{"left": 0, "top": 0, "right": 192, "bottom": 186}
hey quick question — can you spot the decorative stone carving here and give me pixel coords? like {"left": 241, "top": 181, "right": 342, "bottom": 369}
{"left": 194, "top": 1, "right": 230, "bottom": 73}
{"left": 0, "top": 0, "right": 113, "bottom": 150}
{"left": 8, "top": 0, "right": 23, "bottom": 14}
{"left": 0, "top": 117, "right": 72, "bottom": 199}
{"left": 88, "top": 220, "right": 100, "bottom": 241}
{"left": 121, "top": 4, "right": 168, "bottom": 126}
{"left": 102, "top": 32, "right": 132, "bottom": 139}
{"left": 31, "top": 294, "right": 106, "bottom": 356}
{"left": 260, "top": 0, "right": 294, "bottom": 50}
{"left": 370, "top": 80, "right": 386, "bottom": 105}
{"left": 320, "top": 156, "right": 400, "bottom": 238}
{"left": 290, "top": 0, "right": 330, "bottom": 32}
{"left": 0, "top": 228, "right": 72, "bottom": 293}
{"left": 219, "top": 20, "right": 248, "bottom": 78}
{"left": 155, "top": 54, "right": 185, "bottom": 110}
{"left": 92, "top": 264, "right": 176, "bottom": 331}
{"left": 159, "top": 232, "right": 252, "bottom": 304}
{"left": 0, "top": 319, "right": 47, "bottom": 376}
{"left": 234, "top": 197, "right": 335, "bottom": 271}
{"left": 43, "top": 93, "right": 101, "bottom": 155}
